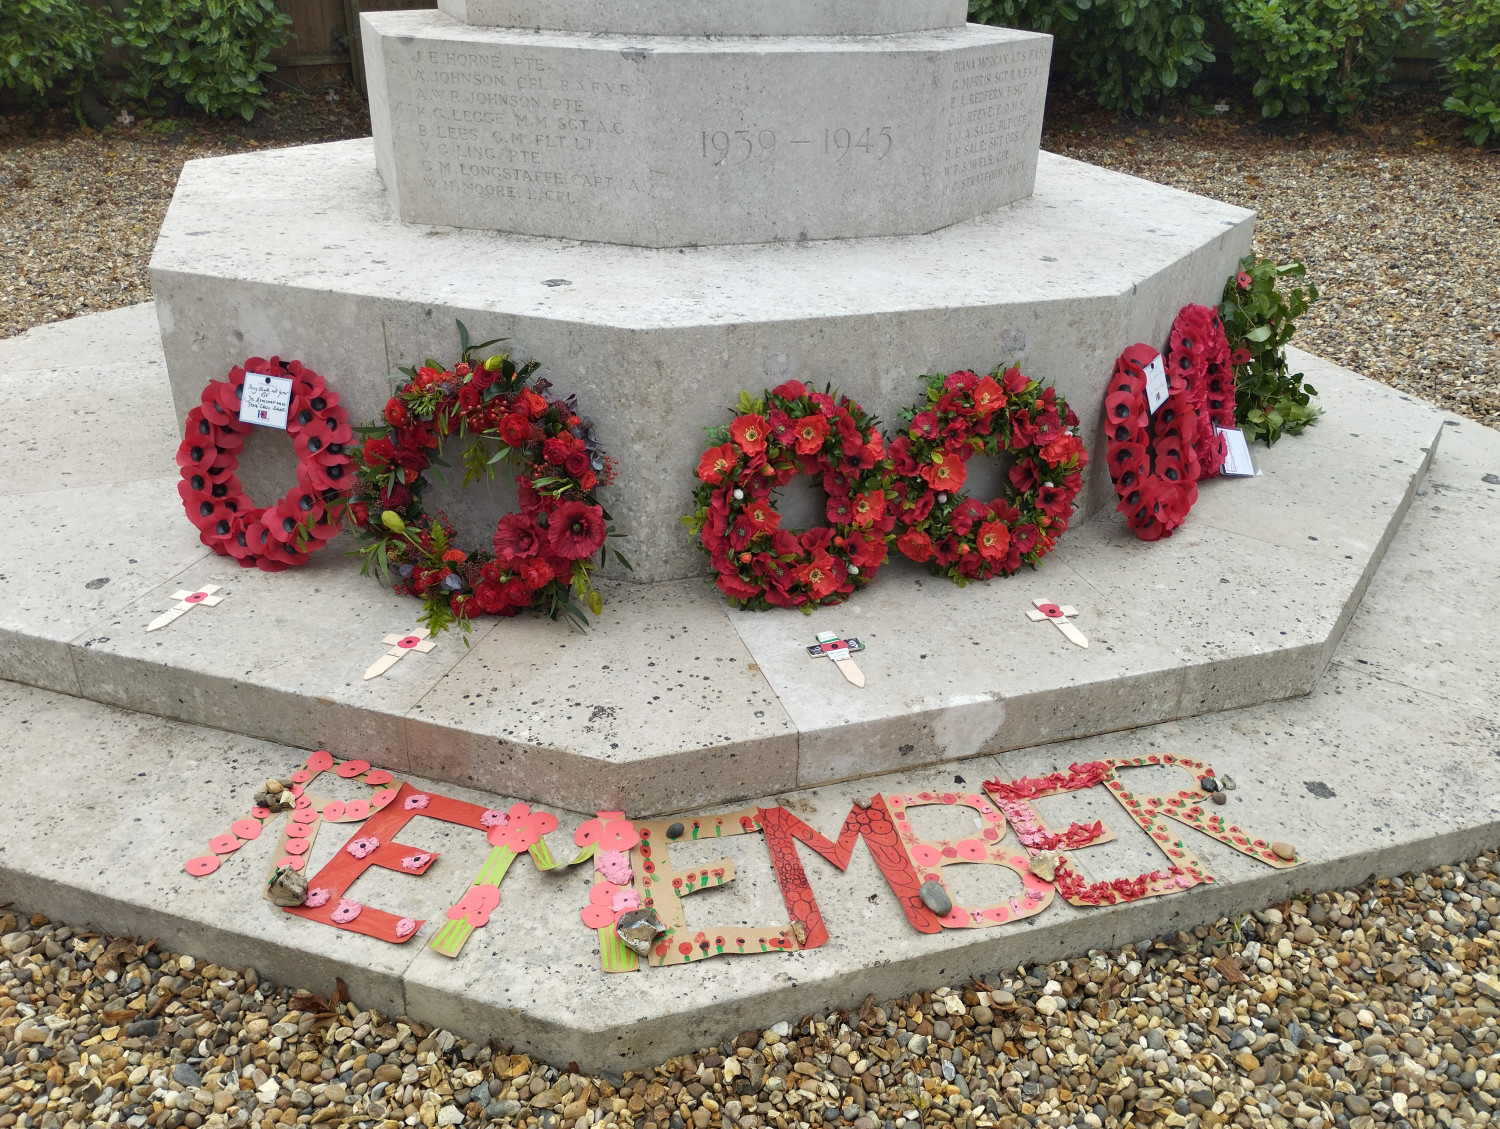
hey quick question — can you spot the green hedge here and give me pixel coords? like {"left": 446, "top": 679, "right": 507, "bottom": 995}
{"left": 968, "top": 0, "right": 1499, "bottom": 144}
{"left": 0, "top": 0, "right": 290, "bottom": 121}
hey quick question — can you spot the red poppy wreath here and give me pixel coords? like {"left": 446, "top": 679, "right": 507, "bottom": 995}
{"left": 1104, "top": 344, "right": 1201, "bottom": 541}
{"left": 1165, "top": 303, "right": 1236, "bottom": 479}
{"left": 684, "top": 383, "right": 895, "bottom": 610}
{"left": 889, "top": 366, "right": 1087, "bottom": 582}
{"left": 346, "top": 323, "right": 622, "bottom": 635}
{"left": 176, "top": 358, "right": 353, "bottom": 572}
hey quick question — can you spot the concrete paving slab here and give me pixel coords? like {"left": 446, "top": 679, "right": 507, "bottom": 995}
{"left": 0, "top": 478, "right": 212, "bottom": 697}
{"left": 725, "top": 553, "right": 1189, "bottom": 788}
{"left": 68, "top": 547, "right": 498, "bottom": 771}
{"left": 0, "top": 301, "right": 163, "bottom": 373}
{"left": 404, "top": 577, "right": 800, "bottom": 813}
{"left": 0, "top": 361, "right": 177, "bottom": 495}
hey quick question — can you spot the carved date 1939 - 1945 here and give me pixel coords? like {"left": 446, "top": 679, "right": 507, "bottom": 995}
{"left": 701, "top": 126, "right": 894, "bottom": 166}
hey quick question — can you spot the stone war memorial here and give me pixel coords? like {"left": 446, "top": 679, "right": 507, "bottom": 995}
{"left": 5, "top": 0, "right": 1499, "bottom": 1091}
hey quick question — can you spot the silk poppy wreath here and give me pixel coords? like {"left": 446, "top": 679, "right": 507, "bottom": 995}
{"left": 1103, "top": 344, "right": 1202, "bottom": 542}
{"left": 889, "top": 366, "right": 1088, "bottom": 583}
{"left": 1164, "top": 303, "right": 1236, "bottom": 480}
{"left": 346, "top": 322, "right": 622, "bottom": 635}
{"left": 176, "top": 358, "right": 353, "bottom": 572}
{"left": 684, "top": 382, "right": 895, "bottom": 611}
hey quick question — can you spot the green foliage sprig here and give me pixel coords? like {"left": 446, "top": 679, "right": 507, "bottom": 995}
{"left": 968, "top": 0, "right": 1215, "bottom": 116}
{"left": 1219, "top": 256, "right": 1322, "bottom": 446}
{"left": 1432, "top": 0, "right": 1500, "bottom": 146}
{"left": 0, "top": 0, "right": 111, "bottom": 110}
{"left": 1221, "top": 0, "right": 1416, "bottom": 119}
{"left": 113, "top": 0, "right": 292, "bottom": 121}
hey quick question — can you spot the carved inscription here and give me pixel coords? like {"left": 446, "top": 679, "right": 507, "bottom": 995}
{"left": 942, "top": 43, "right": 1048, "bottom": 195}
{"left": 399, "top": 48, "right": 646, "bottom": 208}
{"left": 699, "top": 126, "right": 894, "bottom": 166}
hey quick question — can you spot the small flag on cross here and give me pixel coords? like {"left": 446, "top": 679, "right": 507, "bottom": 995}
{"left": 1026, "top": 598, "right": 1088, "bottom": 649}
{"left": 363, "top": 628, "right": 438, "bottom": 680}
{"left": 146, "top": 584, "right": 225, "bottom": 632}
{"left": 808, "top": 631, "right": 866, "bottom": 687}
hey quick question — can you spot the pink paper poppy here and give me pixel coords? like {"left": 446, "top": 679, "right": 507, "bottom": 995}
{"left": 478, "top": 808, "right": 507, "bottom": 828}
{"left": 595, "top": 849, "right": 634, "bottom": 886}
{"left": 485, "top": 802, "right": 558, "bottom": 853}
{"left": 346, "top": 836, "right": 380, "bottom": 859}
{"left": 394, "top": 917, "right": 418, "bottom": 939}
{"left": 330, "top": 899, "right": 363, "bottom": 924}
{"left": 446, "top": 884, "right": 500, "bottom": 928}
{"left": 304, "top": 887, "right": 331, "bottom": 908}
{"left": 400, "top": 852, "right": 433, "bottom": 871}
{"left": 404, "top": 794, "right": 430, "bottom": 811}
{"left": 580, "top": 880, "right": 640, "bottom": 929}
{"left": 574, "top": 811, "right": 639, "bottom": 852}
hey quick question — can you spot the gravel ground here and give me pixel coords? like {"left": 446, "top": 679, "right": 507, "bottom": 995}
{"left": 5, "top": 849, "right": 1500, "bottom": 1129}
{"left": 1, "top": 86, "right": 1496, "bottom": 429}
{"left": 0, "top": 88, "right": 369, "bottom": 343}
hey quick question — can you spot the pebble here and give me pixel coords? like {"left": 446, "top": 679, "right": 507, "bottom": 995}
{"left": 3, "top": 850, "right": 1500, "bottom": 1129}
{"left": 1271, "top": 840, "right": 1296, "bottom": 860}
{"left": 666, "top": 822, "right": 685, "bottom": 840}
{"left": 1212, "top": 791, "right": 1228, "bottom": 805}
{"left": 917, "top": 880, "right": 952, "bottom": 917}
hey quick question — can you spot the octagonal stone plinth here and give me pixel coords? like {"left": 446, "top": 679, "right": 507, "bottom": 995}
{"left": 362, "top": 11, "right": 1051, "bottom": 246}
{"left": 151, "top": 138, "right": 1253, "bottom": 585}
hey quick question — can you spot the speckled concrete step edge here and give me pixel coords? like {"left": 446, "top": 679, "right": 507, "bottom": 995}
{"left": 1, "top": 395, "right": 1497, "bottom": 1071}
{"left": 0, "top": 305, "right": 1451, "bottom": 816}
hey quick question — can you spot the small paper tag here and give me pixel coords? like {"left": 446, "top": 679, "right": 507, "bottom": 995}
{"left": 1216, "top": 426, "right": 1258, "bottom": 477}
{"left": 1143, "top": 354, "right": 1169, "bottom": 415}
{"left": 239, "top": 372, "right": 294, "bottom": 429}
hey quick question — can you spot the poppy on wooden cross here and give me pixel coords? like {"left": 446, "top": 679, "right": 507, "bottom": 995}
{"left": 364, "top": 628, "right": 437, "bottom": 680}
{"left": 146, "top": 584, "right": 225, "bottom": 632}
{"left": 809, "top": 631, "right": 865, "bottom": 687}
{"left": 1026, "top": 598, "right": 1088, "bottom": 649}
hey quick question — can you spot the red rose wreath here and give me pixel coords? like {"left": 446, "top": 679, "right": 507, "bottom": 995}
{"left": 347, "top": 324, "right": 621, "bottom": 634}
{"left": 1165, "top": 303, "right": 1236, "bottom": 479}
{"left": 1103, "top": 345, "right": 1202, "bottom": 541}
{"left": 889, "top": 367, "right": 1087, "bottom": 582}
{"left": 176, "top": 358, "right": 353, "bottom": 572}
{"left": 685, "top": 382, "right": 895, "bottom": 610}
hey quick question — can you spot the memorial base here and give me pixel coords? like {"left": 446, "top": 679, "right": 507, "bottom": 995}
{"left": 150, "top": 138, "right": 1254, "bottom": 584}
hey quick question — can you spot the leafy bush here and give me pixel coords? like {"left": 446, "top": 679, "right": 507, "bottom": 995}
{"left": 1219, "top": 256, "right": 1322, "bottom": 446}
{"left": 114, "top": 0, "right": 292, "bottom": 121}
{"left": 1222, "top": 0, "right": 1415, "bottom": 118}
{"left": 0, "top": 0, "right": 111, "bottom": 107}
{"left": 1069, "top": 0, "right": 1216, "bottom": 116}
{"left": 1431, "top": 0, "right": 1500, "bottom": 146}
{"left": 968, "top": 0, "right": 1216, "bottom": 116}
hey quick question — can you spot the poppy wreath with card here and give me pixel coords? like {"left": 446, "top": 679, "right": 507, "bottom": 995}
{"left": 1165, "top": 303, "right": 1236, "bottom": 479}
{"left": 176, "top": 358, "right": 353, "bottom": 572}
{"left": 346, "top": 322, "right": 622, "bottom": 636}
{"left": 889, "top": 366, "right": 1087, "bottom": 583}
{"left": 684, "top": 381, "right": 895, "bottom": 611}
{"left": 1104, "top": 344, "right": 1201, "bottom": 542}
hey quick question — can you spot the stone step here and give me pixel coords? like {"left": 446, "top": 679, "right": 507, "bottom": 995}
{"left": 0, "top": 401, "right": 1495, "bottom": 1074}
{"left": 0, "top": 304, "right": 1446, "bottom": 815}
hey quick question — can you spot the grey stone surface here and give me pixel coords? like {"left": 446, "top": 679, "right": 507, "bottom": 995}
{"left": 405, "top": 578, "right": 799, "bottom": 813}
{"left": 437, "top": 0, "right": 967, "bottom": 36}
{"left": 0, "top": 304, "right": 1447, "bottom": 815}
{"left": 151, "top": 140, "right": 1253, "bottom": 582}
{"left": 364, "top": 12, "right": 1049, "bottom": 245}
{"left": 2, "top": 310, "right": 1496, "bottom": 1068}
{"left": 68, "top": 549, "right": 496, "bottom": 771}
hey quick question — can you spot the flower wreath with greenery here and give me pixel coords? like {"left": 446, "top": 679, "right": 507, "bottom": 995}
{"left": 1220, "top": 256, "right": 1322, "bottom": 446}
{"left": 889, "top": 366, "right": 1088, "bottom": 583}
{"left": 684, "top": 381, "right": 895, "bottom": 611}
{"left": 346, "top": 322, "right": 623, "bottom": 635}
{"left": 176, "top": 357, "right": 352, "bottom": 572}
{"left": 1104, "top": 344, "right": 1202, "bottom": 542}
